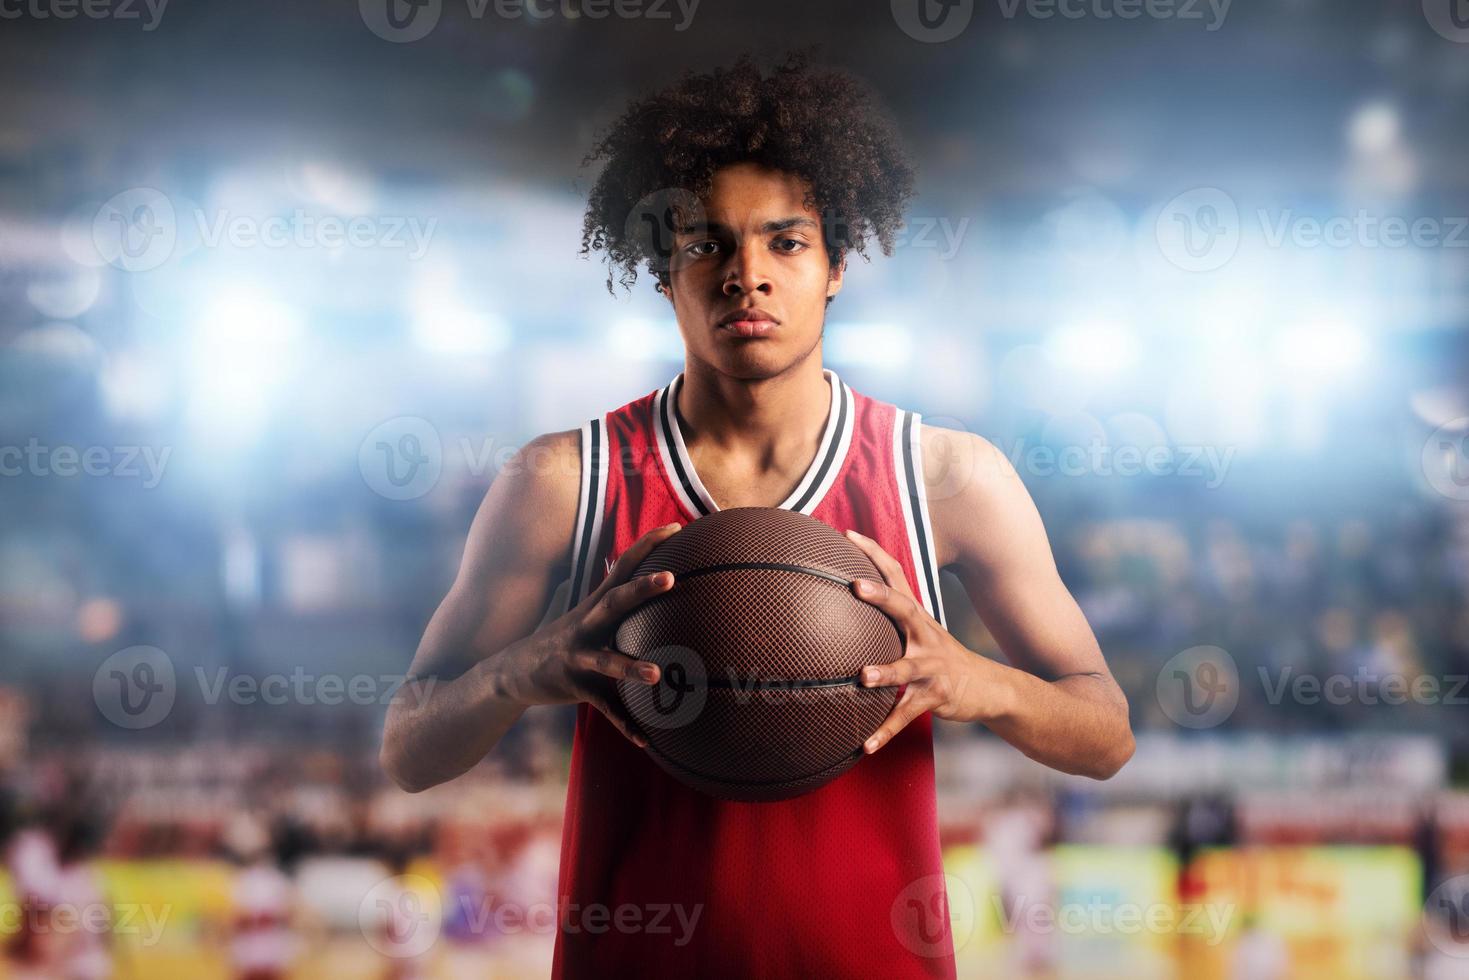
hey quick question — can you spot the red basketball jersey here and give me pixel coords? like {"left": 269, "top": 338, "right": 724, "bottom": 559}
{"left": 551, "top": 368, "right": 957, "bottom": 978}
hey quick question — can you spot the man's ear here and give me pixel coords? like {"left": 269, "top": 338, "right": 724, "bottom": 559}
{"left": 658, "top": 277, "right": 675, "bottom": 308}
{"left": 826, "top": 253, "right": 846, "bottom": 300}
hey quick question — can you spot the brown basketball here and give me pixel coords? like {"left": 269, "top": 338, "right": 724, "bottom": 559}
{"left": 614, "top": 507, "right": 904, "bottom": 802}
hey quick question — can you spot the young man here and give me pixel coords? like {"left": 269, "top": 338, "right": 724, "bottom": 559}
{"left": 381, "top": 54, "right": 1133, "bottom": 978}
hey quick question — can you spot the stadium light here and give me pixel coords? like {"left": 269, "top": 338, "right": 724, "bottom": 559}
{"left": 1271, "top": 321, "right": 1369, "bottom": 378}
{"left": 826, "top": 322, "right": 913, "bottom": 370}
{"left": 187, "top": 287, "right": 304, "bottom": 440}
{"left": 1045, "top": 320, "right": 1138, "bottom": 376}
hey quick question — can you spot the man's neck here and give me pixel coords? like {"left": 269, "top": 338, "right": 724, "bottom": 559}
{"left": 675, "top": 352, "right": 831, "bottom": 472}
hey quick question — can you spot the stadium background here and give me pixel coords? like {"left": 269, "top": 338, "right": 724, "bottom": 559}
{"left": 2, "top": 0, "right": 1469, "bottom": 976}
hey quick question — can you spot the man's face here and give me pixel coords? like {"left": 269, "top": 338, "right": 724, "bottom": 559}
{"left": 664, "top": 162, "right": 843, "bottom": 380}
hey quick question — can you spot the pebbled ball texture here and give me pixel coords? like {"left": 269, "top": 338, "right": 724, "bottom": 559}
{"left": 615, "top": 507, "right": 903, "bottom": 802}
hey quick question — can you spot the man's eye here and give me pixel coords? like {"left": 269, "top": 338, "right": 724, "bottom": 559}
{"left": 684, "top": 241, "right": 719, "bottom": 257}
{"left": 773, "top": 238, "right": 807, "bottom": 253}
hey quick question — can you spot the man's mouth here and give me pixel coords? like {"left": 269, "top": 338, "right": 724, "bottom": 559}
{"left": 722, "top": 319, "right": 776, "bottom": 338}
{"left": 717, "top": 308, "right": 779, "bottom": 338}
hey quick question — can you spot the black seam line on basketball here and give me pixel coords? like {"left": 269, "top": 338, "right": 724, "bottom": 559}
{"left": 571, "top": 419, "right": 599, "bottom": 605}
{"left": 690, "top": 673, "right": 878, "bottom": 690}
{"left": 789, "top": 380, "right": 849, "bottom": 513}
{"left": 902, "top": 411, "right": 942, "bottom": 621}
{"left": 665, "top": 559, "right": 857, "bottom": 588}
{"left": 661, "top": 380, "right": 710, "bottom": 516}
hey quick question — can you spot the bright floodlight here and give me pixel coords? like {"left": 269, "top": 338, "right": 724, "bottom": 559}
{"left": 1272, "top": 321, "right": 1369, "bottom": 377}
{"left": 826, "top": 322, "right": 913, "bottom": 369}
{"left": 1045, "top": 320, "right": 1138, "bottom": 376}
{"left": 188, "top": 288, "right": 303, "bottom": 440}
{"left": 1349, "top": 100, "right": 1400, "bottom": 154}
{"left": 411, "top": 301, "right": 510, "bottom": 355}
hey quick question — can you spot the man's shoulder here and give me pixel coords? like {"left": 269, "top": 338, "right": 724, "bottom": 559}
{"left": 917, "top": 424, "right": 1017, "bottom": 502}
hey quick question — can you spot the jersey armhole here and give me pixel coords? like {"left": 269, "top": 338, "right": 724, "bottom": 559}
{"left": 893, "top": 409, "right": 948, "bottom": 630}
{"left": 564, "top": 416, "right": 609, "bottom": 613}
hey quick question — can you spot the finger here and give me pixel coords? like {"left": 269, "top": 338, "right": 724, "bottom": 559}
{"left": 863, "top": 689, "right": 929, "bottom": 754}
{"left": 859, "top": 657, "right": 921, "bottom": 689}
{"left": 579, "top": 569, "right": 676, "bottom": 640}
{"left": 844, "top": 529, "right": 917, "bottom": 601}
{"left": 583, "top": 688, "right": 650, "bottom": 750}
{"left": 849, "top": 576, "right": 925, "bottom": 636}
{"left": 586, "top": 523, "right": 681, "bottom": 601}
{"left": 572, "top": 646, "right": 661, "bottom": 685}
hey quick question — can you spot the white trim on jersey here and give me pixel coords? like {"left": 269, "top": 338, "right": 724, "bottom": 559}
{"left": 893, "top": 409, "right": 947, "bottom": 629}
{"left": 653, "top": 368, "right": 855, "bottom": 519}
{"left": 566, "top": 416, "right": 609, "bottom": 611}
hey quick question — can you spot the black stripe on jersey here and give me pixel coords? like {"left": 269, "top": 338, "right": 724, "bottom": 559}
{"left": 571, "top": 419, "right": 603, "bottom": 605}
{"left": 660, "top": 382, "right": 711, "bottom": 516}
{"left": 788, "top": 380, "right": 849, "bottom": 513}
{"left": 901, "top": 411, "right": 942, "bottom": 621}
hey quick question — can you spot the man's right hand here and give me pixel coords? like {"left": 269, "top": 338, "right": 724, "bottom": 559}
{"left": 494, "top": 522, "right": 682, "bottom": 748}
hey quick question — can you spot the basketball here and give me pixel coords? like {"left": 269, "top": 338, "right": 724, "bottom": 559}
{"left": 613, "top": 507, "right": 904, "bottom": 802}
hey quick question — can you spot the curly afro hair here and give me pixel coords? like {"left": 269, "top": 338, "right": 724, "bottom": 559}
{"left": 579, "top": 51, "right": 916, "bottom": 297}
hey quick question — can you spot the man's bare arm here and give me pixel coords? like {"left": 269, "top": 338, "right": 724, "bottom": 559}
{"left": 929, "top": 427, "right": 1133, "bottom": 777}
{"left": 847, "top": 427, "right": 1134, "bottom": 780}
{"left": 379, "top": 430, "right": 678, "bottom": 793}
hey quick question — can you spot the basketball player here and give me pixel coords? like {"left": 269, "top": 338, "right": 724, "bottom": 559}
{"left": 381, "top": 53, "right": 1134, "bottom": 978}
